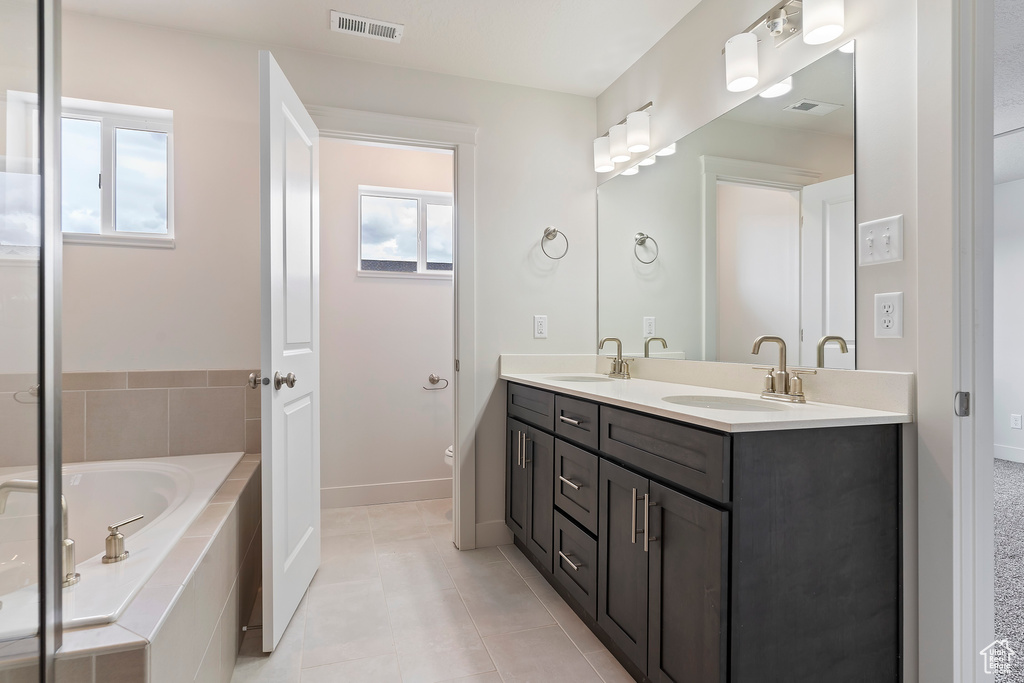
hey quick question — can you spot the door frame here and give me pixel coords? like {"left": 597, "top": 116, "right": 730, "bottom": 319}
{"left": 308, "top": 106, "right": 480, "bottom": 549}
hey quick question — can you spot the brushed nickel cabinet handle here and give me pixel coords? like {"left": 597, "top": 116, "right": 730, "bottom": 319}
{"left": 558, "top": 551, "right": 581, "bottom": 571}
{"left": 558, "top": 475, "right": 581, "bottom": 491}
{"left": 559, "top": 415, "right": 582, "bottom": 427}
{"left": 524, "top": 437, "right": 531, "bottom": 467}
{"left": 631, "top": 487, "right": 637, "bottom": 544}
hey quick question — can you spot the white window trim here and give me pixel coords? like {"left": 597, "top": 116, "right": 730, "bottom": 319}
{"left": 357, "top": 185, "right": 453, "bottom": 278}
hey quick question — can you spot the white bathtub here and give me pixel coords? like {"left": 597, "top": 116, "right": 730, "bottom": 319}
{"left": 0, "top": 452, "right": 244, "bottom": 641}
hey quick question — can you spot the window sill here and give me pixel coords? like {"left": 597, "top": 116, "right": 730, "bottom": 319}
{"left": 63, "top": 233, "right": 175, "bottom": 249}
{"left": 356, "top": 270, "right": 453, "bottom": 281}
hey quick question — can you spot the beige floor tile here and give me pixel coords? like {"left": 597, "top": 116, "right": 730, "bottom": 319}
{"left": 376, "top": 537, "right": 455, "bottom": 597}
{"left": 416, "top": 497, "right": 454, "bottom": 527}
{"left": 367, "top": 502, "right": 430, "bottom": 542}
{"left": 524, "top": 577, "right": 605, "bottom": 654}
{"left": 437, "top": 673, "right": 503, "bottom": 683}
{"left": 428, "top": 525, "right": 507, "bottom": 571}
{"left": 321, "top": 506, "right": 371, "bottom": 537}
{"left": 497, "top": 543, "right": 543, "bottom": 580}
{"left": 484, "top": 625, "right": 604, "bottom": 682}
{"left": 230, "top": 593, "right": 307, "bottom": 683}
{"left": 584, "top": 649, "right": 634, "bottom": 683}
{"left": 300, "top": 654, "right": 403, "bottom": 682}
{"left": 311, "top": 532, "right": 379, "bottom": 587}
{"left": 448, "top": 561, "right": 554, "bottom": 637}
{"left": 301, "top": 579, "right": 394, "bottom": 669}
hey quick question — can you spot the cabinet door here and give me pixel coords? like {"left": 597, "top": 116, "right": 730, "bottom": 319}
{"left": 525, "top": 426, "right": 555, "bottom": 572}
{"left": 506, "top": 418, "right": 530, "bottom": 541}
{"left": 648, "top": 482, "right": 728, "bottom": 683}
{"left": 598, "top": 459, "right": 650, "bottom": 673}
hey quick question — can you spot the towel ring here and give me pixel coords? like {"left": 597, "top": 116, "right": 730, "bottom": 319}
{"left": 541, "top": 227, "right": 569, "bottom": 260}
{"left": 634, "top": 232, "right": 659, "bottom": 264}
{"left": 423, "top": 374, "right": 449, "bottom": 391}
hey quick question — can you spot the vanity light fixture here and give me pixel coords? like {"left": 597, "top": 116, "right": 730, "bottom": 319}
{"left": 638, "top": 156, "right": 657, "bottom": 166}
{"left": 620, "top": 165, "right": 640, "bottom": 176}
{"left": 655, "top": 142, "right": 676, "bottom": 156}
{"left": 593, "top": 137, "right": 614, "bottom": 172}
{"left": 725, "top": 33, "right": 759, "bottom": 92}
{"left": 759, "top": 76, "right": 793, "bottom": 98}
{"left": 626, "top": 110, "right": 651, "bottom": 153}
{"left": 803, "top": 0, "right": 844, "bottom": 44}
{"left": 609, "top": 123, "right": 630, "bottom": 163}
{"left": 839, "top": 40, "right": 855, "bottom": 53}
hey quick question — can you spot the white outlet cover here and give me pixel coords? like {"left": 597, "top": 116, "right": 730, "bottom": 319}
{"left": 533, "top": 315, "right": 547, "bottom": 339}
{"left": 643, "top": 317, "right": 656, "bottom": 337}
{"left": 1013, "top": 414, "right": 1022, "bottom": 430}
{"left": 874, "top": 292, "right": 904, "bottom": 338}
{"left": 859, "top": 215, "right": 904, "bottom": 266}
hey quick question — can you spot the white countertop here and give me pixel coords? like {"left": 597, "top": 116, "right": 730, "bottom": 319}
{"left": 500, "top": 372, "right": 912, "bottom": 433}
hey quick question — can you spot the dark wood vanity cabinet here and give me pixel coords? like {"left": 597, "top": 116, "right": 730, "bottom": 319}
{"left": 505, "top": 381, "right": 902, "bottom": 683}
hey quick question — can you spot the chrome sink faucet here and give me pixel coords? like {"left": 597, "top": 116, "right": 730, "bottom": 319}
{"left": 816, "top": 335, "right": 849, "bottom": 368}
{"left": 0, "top": 480, "right": 80, "bottom": 587}
{"left": 644, "top": 337, "right": 667, "bottom": 358}
{"left": 751, "top": 335, "right": 814, "bottom": 403}
{"left": 599, "top": 337, "right": 631, "bottom": 379}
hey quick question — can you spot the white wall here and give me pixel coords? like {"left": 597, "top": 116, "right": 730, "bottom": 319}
{"left": 319, "top": 139, "right": 454, "bottom": 505}
{"left": 994, "top": 178, "right": 1024, "bottom": 461}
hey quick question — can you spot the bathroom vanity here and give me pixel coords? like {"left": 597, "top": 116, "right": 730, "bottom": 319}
{"left": 501, "top": 372, "right": 909, "bottom": 683}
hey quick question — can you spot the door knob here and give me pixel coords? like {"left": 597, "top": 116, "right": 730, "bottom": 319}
{"left": 274, "top": 372, "right": 297, "bottom": 390}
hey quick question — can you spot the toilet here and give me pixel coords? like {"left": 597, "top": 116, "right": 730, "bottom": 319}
{"left": 444, "top": 444, "right": 454, "bottom": 467}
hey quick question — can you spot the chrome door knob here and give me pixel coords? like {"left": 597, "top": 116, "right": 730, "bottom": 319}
{"left": 274, "top": 371, "right": 297, "bottom": 390}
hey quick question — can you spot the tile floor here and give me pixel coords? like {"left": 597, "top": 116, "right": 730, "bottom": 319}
{"left": 230, "top": 498, "right": 633, "bottom": 683}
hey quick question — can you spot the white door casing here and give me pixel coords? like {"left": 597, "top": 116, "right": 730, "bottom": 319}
{"left": 259, "top": 50, "right": 321, "bottom": 652}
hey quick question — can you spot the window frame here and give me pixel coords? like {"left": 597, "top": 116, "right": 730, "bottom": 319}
{"left": 356, "top": 185, "right": 454, "bottom": 279}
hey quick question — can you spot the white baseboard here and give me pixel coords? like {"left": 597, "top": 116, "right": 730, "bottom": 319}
{"left": 995, "top": 444, "right": 1024, "bottom": 464}
{"left": 321, "top": 478, "right": 453, "bottom": 508}
{"left": 475, "top": 519, "right": 513, "bottom": 547}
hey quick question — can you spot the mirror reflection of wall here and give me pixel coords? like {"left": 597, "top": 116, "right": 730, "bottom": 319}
{"left": 597, "top": 48, "right": 855, "bottom": 369}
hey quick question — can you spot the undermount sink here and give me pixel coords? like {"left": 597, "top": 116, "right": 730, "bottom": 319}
{"left": 662, "top": 395, "right": 787, "bottom": 412}
{"left": 545, "top": 375, "right": 615, "bottom": 383}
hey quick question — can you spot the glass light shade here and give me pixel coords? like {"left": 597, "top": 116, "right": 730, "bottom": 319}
{"left": 620, "top": 165, "right": 639, "bottom": 176}
{"left": 759, "top": 77, "right": 793, "bottom": 99}
{"left": 593, "top": 137, "right": 614, "bottom": 173}
{"left": 655, "top": 143, "right": 676, "bottom": 156}
{"left": 609, "top": 124, "right": 630, "bottom": 162}
{"left": 839, "top": 40, "right": 855, "bottom": 54}
{"left": 626, "top": 111, "right": 651, "bottom": 153}
{"left": 803, "top": 0, "right": 845, "bottom": 45}
{"left": 638, "top": 156, "right": 657, "bottom": 166}
{"left": 725, "top": 33, "right": 759, "bottom": 93}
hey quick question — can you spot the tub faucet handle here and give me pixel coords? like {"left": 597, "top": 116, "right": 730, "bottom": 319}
{"left": 102, "top": 514, "right": 144, "bottom": 564}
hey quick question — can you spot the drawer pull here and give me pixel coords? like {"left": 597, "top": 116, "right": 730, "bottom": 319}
{"left": 559, "top": 415, "right": 582, "bottom": 427}
{"left": 631, "top": 488, "right": 638, "bottom": 544}
{"left": 558, "top": 550, "right": 582, "bottom": 571}
{"left": 558, "top": 475, "right": 581, "bottom": 491}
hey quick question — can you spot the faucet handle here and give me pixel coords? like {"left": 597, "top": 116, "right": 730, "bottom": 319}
{"left": 108, "top": 514, "right": 144, "bottom": 534}
{"left": 788, "top": 368, "right": 817, "bottom": 397}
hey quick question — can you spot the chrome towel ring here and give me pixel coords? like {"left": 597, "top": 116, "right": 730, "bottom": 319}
{"left": 541, "top": 227, "right": 569, "bottom": 260}
{"left": 634, "top": 232, "right": 659, "bottom": 264}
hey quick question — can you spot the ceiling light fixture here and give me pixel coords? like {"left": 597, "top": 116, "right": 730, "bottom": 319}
{"left": 655, "top": 143, "right": 677, "bottom": 157}
{"left": 803, "top": 0, "right": 844, "bottom": 44}
{"left": 759, "top": 76, "right": 793, "bottom": 98}
{"left": 609, "top": 124, "right": 630, "bottom": 163}
{"left": 839, "top": 40, "right": 855, "bottom": 53}
{"left": 593, "top": 137, "right": 614, "bottom": 173}
{"left": 620, "top": 165, "right": 640, "bottom": 176}
{"left": 639, "top": 156, "right": 657, "bottom": 167}
{"left": 626, "top": 110, "right": 651, "bottom": 153}
{"left": 725, "top": 33, "right": 759, "bottom": 92}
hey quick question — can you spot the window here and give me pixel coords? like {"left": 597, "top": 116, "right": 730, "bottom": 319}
{"left": 358, "top": 186, "right": 453, "bottom": 275}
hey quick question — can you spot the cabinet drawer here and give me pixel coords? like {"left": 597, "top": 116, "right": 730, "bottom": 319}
{"left": 554, "top": 395, "right": 600, "bottom": 450}
{"left": 554, "top": 511, "right": 598, "bottom": 619}
{"left": 600, "top": 406, "right": 730, "bottom": 503}
{"left": 508, "top": 383, "right": 555, "bottom": 432}
{"left": 554, "top": 439, "right": 598, "bottom": 534}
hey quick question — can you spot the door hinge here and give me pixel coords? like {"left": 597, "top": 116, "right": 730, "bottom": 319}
{"left": 455, "top": 359, "right": 460, "bottom": 372}
{"left": 954, "top": 391, "right": 971, "bottom": 417}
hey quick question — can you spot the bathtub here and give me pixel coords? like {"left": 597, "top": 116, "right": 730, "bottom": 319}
{"left": 0, "top": 452, "right": 244, "bottom": 641}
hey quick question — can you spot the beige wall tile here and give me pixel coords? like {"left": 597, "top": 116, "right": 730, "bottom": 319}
{"left": 63, "top": 391, "right": 85, "bottom": 463}
{"left": 151, "top": 579, "right": 199, "bottom": 683}
{"left": 237, "top": 524, "right": 261, "bottom": 631}
{"left": 219, "top": 581, "right": 240, "bottom": 682}
{"left": 85, "top": 389, "right": 169, "bottom": 460}
{"left": 0, "top": 394, "right": 38, "bottom": 468}
{"left": 64, "top": 372, "right": 126, "bottom": 391}
{"left": 117, "top": 583, "right": 182, "bottom": 642}
{"left": 95, "top": 647, "right": 146, "bottom": 683}
{"left": 128, "top": 370, "right": 207, "bottom": 389}
{"left": 195, "top": 509, "right": 237, "bottom": 651}
{"left": 208, "top": 370, "right": 254, "bottom": 387}
{"left": 245, "top": 387, "right": 261, "bottom": 418}
{"left": 59, "top": 624, "right": 147, "bottom": 655}
{"left": 185, "top": 502, "right": 233, "bottom": 538}
{"left": 245, "top": 419, "right": 261, "bottom": 455}
{"left": 54, "top": 656, "right": 93, "bottom": 683}
{"left": 237, "top": 468, "right": 261, "bottom": 561}
{"left": 169, "top": 387, "right": 244, "bottom": 456}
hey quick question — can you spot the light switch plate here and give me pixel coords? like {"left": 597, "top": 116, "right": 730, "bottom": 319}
{"left": 533, "top": 315, "right": 547, "bottom": 339}
{"left": 874, "top": 292, "right": 903, "bottom": 338}
{"left": 859, "top": 215, "right": 904, "bottom": 265}
{"left": 643, "top": 317, "right": 656, "bottom": 337}
{"left": 1012, "top": 414, "right": 1022, "bottom": 430}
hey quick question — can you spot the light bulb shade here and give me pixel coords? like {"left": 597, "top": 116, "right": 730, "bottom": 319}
{"left": 655, "top": 142, "right": 676, "bottom": 157}
{"left": 759, "top": 76, "right": 793, "bottom": 99}
{"left": 626, "top": 111, "right": 651, "bottom": 153}
{"left": 620, "top": 165, "right": 639, "bottom": 176}
{"left": 609, "top": 124, "right": 630, "bottom": 162}
{"left": 803, "top": 0, "right": 844, "bottom": 45}
{"left": 594, "top": 137, "right": 614, "bottom": 172}
{"left": 638, "top": 156, "right": 657, "bottom": 166}
{"left": 725, "top": 33, "right": 759, "bottom": 92}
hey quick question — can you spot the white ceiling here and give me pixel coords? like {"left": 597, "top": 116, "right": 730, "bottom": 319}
{"left": 61, "top": 0, "right": 702, "bottom": 97}
{"left": 995, "top": 0, "right": 1024, "bottom": 184}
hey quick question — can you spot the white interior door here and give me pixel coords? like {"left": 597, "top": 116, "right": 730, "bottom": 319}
{"left": 259, "top": 50, "right": 321, "bottom": 653}
{"left": 799, "top": 175, "right": 855, "bottom": 368}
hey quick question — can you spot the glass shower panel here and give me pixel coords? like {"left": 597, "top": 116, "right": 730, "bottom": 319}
{"left": 0, "top": 0, "right": 42, "bottom": 677}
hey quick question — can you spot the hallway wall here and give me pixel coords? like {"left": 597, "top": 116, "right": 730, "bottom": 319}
{"left": 994, "top": 177, "right": 1024, "bottom": 462}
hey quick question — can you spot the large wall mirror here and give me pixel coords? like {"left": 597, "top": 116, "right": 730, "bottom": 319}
{"left": 598, "top": 47, "right": 855, "bottom": 369}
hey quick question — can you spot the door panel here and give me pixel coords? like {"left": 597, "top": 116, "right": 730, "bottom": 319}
{"left": 525, "top": 426, "right": 554, "bottom": 572}
{"left": 598, "top": 459, "right": 649, "bottom": 673}
{"left": 648, "top": 482, "right": 728, "bottom": 683}
{"left": 260, "top": 50, "right": 321, "bottom": 652}
{"left": 506, "top": 419, "right": 529, "bottom": 540}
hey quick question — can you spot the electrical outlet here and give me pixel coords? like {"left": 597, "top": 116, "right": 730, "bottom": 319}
{"left": 1013, "top": 414, "right": 1022, "bottom": 430}
{"left": 874, "top": 292, "right": 903, "bottom": 338}
{"left": 533, "top": 315, "right": 547, "bottom": 339}
{"left": 643, "top": 317, "right": 656, "bottom": 337}
{"left": 859, "top": 215, "right": 904, "bottom": 266}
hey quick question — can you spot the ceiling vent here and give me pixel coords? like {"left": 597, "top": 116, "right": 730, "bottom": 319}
{"left": 330, "top": 11, "right": 404, "bottom": 43}
{"left": 783, "top": 99, "right": 842, "bottom": 116}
